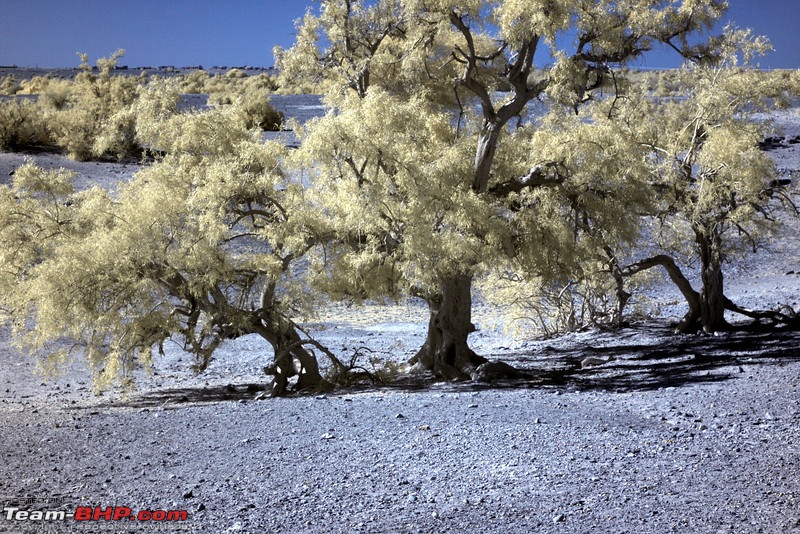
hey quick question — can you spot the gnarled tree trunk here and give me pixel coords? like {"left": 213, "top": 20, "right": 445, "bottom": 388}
{"left": 256, "top": 317, "right": 327, "bottom": 396}
{"left": 696, "top": 229, "right": 728, "bottom": 333}
{"left": 410, "top": 273, "right": 486, "bottom": 380}
{"left": 621, "top": 254, "right": 702, "bottom": 333}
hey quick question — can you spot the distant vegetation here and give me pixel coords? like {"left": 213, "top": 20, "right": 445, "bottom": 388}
{"left": 2, "top": 51, "right": 799, "bottom": 161}
{"left": 0, "top": 50, "right": 283, "bottom": 159}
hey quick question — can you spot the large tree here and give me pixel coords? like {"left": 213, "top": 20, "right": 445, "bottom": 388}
{"left": 0, "top": 88, "right": 342, "bottom": 395}
{"left": 620, "top": 30, "right": 798, "bottom": 333}
{"left": 280, "top": 0, "right": 731, "bottom": 379}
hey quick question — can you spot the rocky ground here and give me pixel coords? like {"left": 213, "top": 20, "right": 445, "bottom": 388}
{"left": 1, "top": 103, "right": 800, "bottom": 533}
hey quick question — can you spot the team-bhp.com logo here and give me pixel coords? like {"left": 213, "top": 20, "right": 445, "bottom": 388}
{"left": 3, "top": 502, "right": 188, "bottom": 524}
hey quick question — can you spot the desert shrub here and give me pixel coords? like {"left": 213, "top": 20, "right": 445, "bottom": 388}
{"left": 788, "top": 70, "right": 800, "bottom": 96}
{"left": 244, "top": 73, "right": 279, "bottom": 93}
{"left": 178, "top": 69, "right": 210, "bottom": 93}
{"left": 196, "top": 70, "right": 280, "bottom": 104}
{"left": 480, "top": 267, "right": 624, "bottom": 339}
{"left": 225, "top": 68, "right": 247, "bottom": 79}
{"left": 231, "top": 89, "right": 284, "bottom": 131}
{"left": 0, "top": 75, "right": 20, "bottom": 95}
{"left": 124, "top": 80, "right": 185, "bottom": 156}
{"left": 39, "top": 79, "right": 73, "bottom": 111}
{"left": 17, "top": 75, "right": 56, "bottom": 95}
{"left": 92, "top": 103, "right": 140, "bottom": 161}
{"left": 129, "top": 82, "right": 248, "bottom": 156}
{"left": 46, "top": 50, "right": 143, "bottom": 160}
{"left": 653, "top": 69, "right": 687, "bottom": 96}
{"left": 207, "top": 91, "right": 234, "bottom": 106}
{"left": 48, "top": 106, "right": 98, "bottom": 160}
{"left": 0, "top": 99, "right": 51, "bottom": 151}
{"left": 324, "top": 351, "right": 407, "bottom": 388}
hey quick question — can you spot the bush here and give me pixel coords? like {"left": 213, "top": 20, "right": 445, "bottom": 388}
{"left": 46, "top": 50, "right": 143, "bottom": 160}
{"left": 39, "top": 79, "right": 72, "bottom": 111}
{"left": 17, "top": 74, "right": 56, "bottom": 95}
{"left": 232, "top": 89, "right": 284, "bottom": 131}
{"left": 0, "top": 75, "right": 20, "bottom": 95}
{"left": 178, "top": 69, "right": 210, "bottom": 94}
{"left": 0, "top": 99, "right": 51, "bottom": 151}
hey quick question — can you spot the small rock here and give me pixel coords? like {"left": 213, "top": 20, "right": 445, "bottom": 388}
{"left": 553, "top": 514, "right": 566, "bottom": 523}
{"left": 418, "top": 424, "right": 431, "bottom": 431}
{"left": 183, "top": 490, "right": 194, "bottom": 499}
{"left": 395, "top": 413, "right": 405, "bottom": 419}
{"left": 321, "top": 433, "right": 335, "bottom": 440}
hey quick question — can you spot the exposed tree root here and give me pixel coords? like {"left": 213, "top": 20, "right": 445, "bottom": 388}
{"left": 470, "top": 360, "right": 535, "bottom": 382}
{"left": 724, "top": 298, "right": 800, "bottom": 330}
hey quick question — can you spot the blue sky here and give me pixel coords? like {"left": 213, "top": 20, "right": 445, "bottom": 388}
{"left": 0, "top": 1, "right": 798, "bottom": 69}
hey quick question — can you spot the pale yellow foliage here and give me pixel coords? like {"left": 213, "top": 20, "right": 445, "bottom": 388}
{"left": 0, "top": 107, "right": 332, "bottom": 389}
{"left": 494, "top": 0, "right": 572, "bottom": 46}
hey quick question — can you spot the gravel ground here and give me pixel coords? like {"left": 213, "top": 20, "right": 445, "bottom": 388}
{"left": 1, "top": 105, "right": 800, "bottom": 533}
{"left": 2, "top": 330, "right": 800, "bottom": 533}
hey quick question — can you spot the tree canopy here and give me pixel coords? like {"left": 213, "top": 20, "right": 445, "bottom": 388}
{"left": 1, "top": 1, "right": 798, "bottom": 395}
{"left": 0, "top": 91, "right": 338, "bottom": 394}
{"left": 278, "top": 0, "right": 771, "bottom": 380}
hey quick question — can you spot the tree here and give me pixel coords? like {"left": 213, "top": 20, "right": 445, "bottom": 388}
{"left": 280, "top": 0, "right": 731, "bottom": 379}
{"left": 0, "top": 89, "right": 344, "bottom": 396}
{"left": 619, "top": 29, "right": 798, "bottom": 333}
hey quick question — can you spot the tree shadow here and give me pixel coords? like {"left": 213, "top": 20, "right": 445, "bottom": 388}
{"left": 82, "top": 323, "right": 800, "bottom": 408}
{"left": 382, "top": 323, "right": 800, "bottom": 395}
{"left": 95, "top": 383, "right": 269, "bottom": 410}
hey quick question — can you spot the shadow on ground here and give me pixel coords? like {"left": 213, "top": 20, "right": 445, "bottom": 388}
{"left": 96, "top": 323, "right": 800, "bottom": 409}
{"left": 98, "top": 383, "right": 269, "bottom": 410}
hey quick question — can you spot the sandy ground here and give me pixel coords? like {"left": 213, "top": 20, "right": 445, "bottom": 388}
{"left": 1, "top": 102, "right": 800, "bottom": 533}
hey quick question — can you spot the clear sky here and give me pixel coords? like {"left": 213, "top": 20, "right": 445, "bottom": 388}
{"left": 0, "top": 1, "right": 798, "bottom": 70}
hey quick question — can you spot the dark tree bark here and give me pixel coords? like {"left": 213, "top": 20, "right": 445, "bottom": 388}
{"left": 621, "top": 254, "right": 702, "bottom": 333}
{"left": 258, "top": 320, "right": 327, "bottom": 396}
{"left": 262, "top": 324, "right": 325, "bottom": 397}
{"left": 696, "top": 228, "right": 728, "bottom": 333}
{"left": 410, "top": 273, "right": 487, "bottom": 379}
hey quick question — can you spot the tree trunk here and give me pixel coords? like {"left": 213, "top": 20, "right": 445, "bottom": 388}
{"left": 473, "top": 125, "right": 501, "bottom": 193}
{"left": 410, "top": 273, "right": 486, "bottom": 380}
{"left": 257, "top": 319, "right": 326, "bottom": 396}
{"left": 696, "top": 229, "right": 728, "bottom": 333}
{"left": 621, "top": 254, "right": 702, "bottom": 333}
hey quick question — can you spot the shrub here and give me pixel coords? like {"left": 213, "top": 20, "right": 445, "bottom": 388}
{"left": 17, "top": 74, "right": 55, "bottom": 95}
{"left": 0, "top": 99, "right": 51, "bottom": 151}
{"left": 225, "top": 68, "right": 247, "bottom": 79}
{"left": 178, "top": 69, "right": 210, "bottom": 94}
{"left": 232, "top": 89, "right": 284, "bottom": 131}
{"left": 0, "top": 75, "right": 20, "bottom": 95}
{"left": 46, "top": 50, "right": 143, "bottom": 160}
{"left": 40, "top": 79, "right": 72, "bottom": 111}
